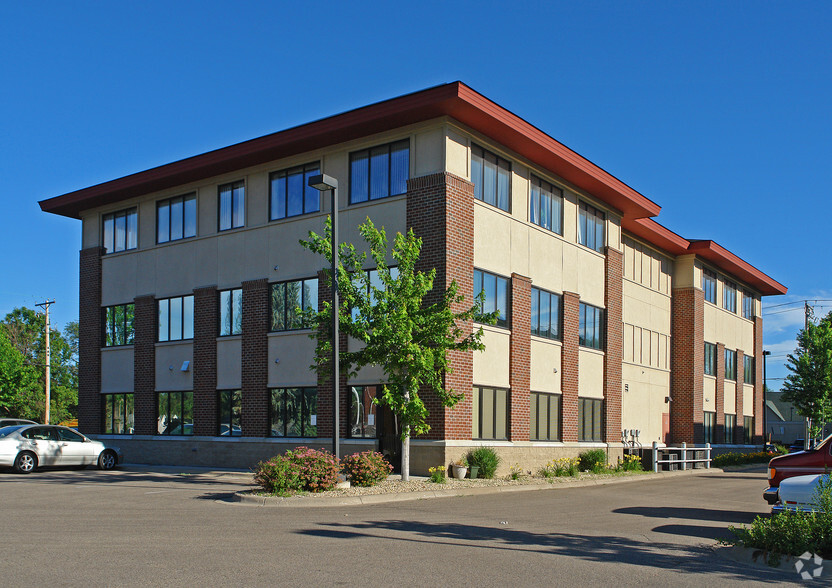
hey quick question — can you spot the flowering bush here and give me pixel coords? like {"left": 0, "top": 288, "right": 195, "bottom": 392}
{"left": 254, "top": 447, "right": 340, "bottom": 495}
{"left": 253, "top": 456, "right": 301, "bottom": 495}
{"left": 578, "top": 449, "right": 607, "bottom": 473}
{"left": 428, "top": 465, "right": 446, "bottom": 483}
{"left": 341, "top": 451, "right": 393, "bottom": 487}
{"left": 540, "top": 457, "right": 580, "bottom": 478}
{"left": 618, "top": 453, "right": 644, "bottom": 472}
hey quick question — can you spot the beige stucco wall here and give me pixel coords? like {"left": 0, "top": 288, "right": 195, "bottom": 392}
{"left": 704, "top": 303, "right": 755, "bottom": 354}
{"left": 445, "top": 127, "right": 468, "bottom": 178}
{"left": 155, "top": 342, "right": 194, "bottom": 391}
{"left": 267, "top": 333, "right": 317, "bottom": 387}
{"left": 101, "top": 347, "right": 134, "bottom": 393}
{"left": 621, "top": 363, "right": 670, "bottom": 444}
{"left": 472, "top": 326, "right": 510, "bottom": 388}
{"left": 530, "top": 339, "right": 562, "bottom": 394}
{"left": 216, "top": 337, "right": 241, "bottom": 390}
{"left": 578, "top": 349, "right": 604, "bottom": 399}
{"left": 724, "top": 381, "right": 737, "bottom": 415}
{"left": 744, "top": 384, "right": 754, "bottom": 417}
{"left": 703, "top": 377, "right": 716, "bottom": 410}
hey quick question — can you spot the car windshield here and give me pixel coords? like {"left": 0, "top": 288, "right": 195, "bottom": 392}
{"left": 0, "top": 425, "right": 24, "bottom": 438}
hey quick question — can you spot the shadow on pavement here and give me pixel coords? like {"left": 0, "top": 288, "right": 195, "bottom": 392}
{"left": 0, "top": 468, "right": 253, "bottom": 491}
{"left": 651, "top": 523, "right": 737, "bottom": 541}
{"left": 613, "top": 506, "right": 760, "bottom": 524}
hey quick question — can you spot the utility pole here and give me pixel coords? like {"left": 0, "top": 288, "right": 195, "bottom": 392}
{"left": 804, "top": 301, "right": 813, "bottom": 450}
{"left": 35, "top": 300, "right": 55, "bottom": 424}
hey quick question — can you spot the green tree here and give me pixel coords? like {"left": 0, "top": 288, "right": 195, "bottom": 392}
{"left": 301, "top": 217, "right": 492, "bottom": 480}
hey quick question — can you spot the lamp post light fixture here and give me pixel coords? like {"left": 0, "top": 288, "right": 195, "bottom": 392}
{"left": 308, "top": 174, "right": 340, "bottom": 458}
{"left": 762, "top": 349, "right": 771, "bottom": 447}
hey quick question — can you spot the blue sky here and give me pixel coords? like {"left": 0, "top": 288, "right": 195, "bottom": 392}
{"left": 1, "top": 2, "right": 829, "bottom": 387}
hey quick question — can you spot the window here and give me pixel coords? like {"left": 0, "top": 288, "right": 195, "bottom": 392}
{"left": 578, "top": 202, "right": 605, "bottom": 252}
{"left": 530, "top": 392, "right": 561, "bottom": 441}
{"left": 103, "top": 393, "right": 134, "bottom": 434}
{"left": 723, "top": 280, "right": 737, "bottom": 313}
{"left": 157, "top": 391, "right": 193, "bottom": 435}
{"left": 704, "top": 342, "right": 717, "bottom": 376}
{"left": 270, "top": 162, "right": 320, "bottom": 220}
{"left": 104, "top": 304, "right": 135, "bottom": 347}
{"left": 471, "top": 144, "right": 511, "bottom": 212}
{"left": 743, "top": 290, "right": 755, "bottom": 319}
{"left": 349, "top": 385, "right": 381, "bottom": 438}
{"left": 531, "top": 287, "right": 561, "bottom": 340}
{"left": 218, "top": 390, "right": 241, "bottom": 436}
{"left": 102, "top": 208, "right": 138, "bottom": 253}
{"left": 529, "top": 176, "right": 562, "bottom": 234}
{"left": 725, "top": 413, "right": 736, "bottom": 443}
{"left": 270, "top": 279, "right": 318, "bottom": 331}
{"left": 218, "top": 180, "right": 245, "bottom": 230}
{"left": 219, "top": 289, "right": 243, "bottom": 336}
{"left": 704, "top": 411, "right": 715, "bottom": 444}
{"left": 744, "top": 416, "right": 753, "bottom": 444}
{"left": 725, "top": 349, "right": 737, "bottom": 381}
{"left": 579, "top": 303, "right": 604, "bottom": 350}
{"left": 157, "top": 194, "right": 196, "bottom": 243}
{"left": 703, "top": 269, "right": 717, "bottom": 304}
{"left": 271, "top": 388, "right": 317, "bottom": 437}
{"left": 472, "top": 386, "right": 509, "bottom": 440}
{"left": 579, "top": 398, "right": 603, "bottom": 442}
{"left": 350, "top": 139, "right": 409, "bottom": 204}
{"left": 744, "top": 355, "right": 755, "bottom": 384}
{"left": 158, "top": 295, "right": 194, "bottom": 342}
{"left": 473, "top": 269, "right": 510, "bottom": 328}
{"left": 350, "top": 267, "right": 400, "bottom": 322}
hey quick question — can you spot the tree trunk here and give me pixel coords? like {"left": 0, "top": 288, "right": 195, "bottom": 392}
{"left": 401, "top": 385, "right": 411, "bottom": 481}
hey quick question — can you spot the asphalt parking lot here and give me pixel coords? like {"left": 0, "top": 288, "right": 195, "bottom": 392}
{"left": 0, "top": 465, "right": 804, "bottom": 586}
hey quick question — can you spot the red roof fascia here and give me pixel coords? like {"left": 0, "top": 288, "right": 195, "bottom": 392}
{"left": 622, "top": 217, "right": 690, "bottom": 256}
{"left": 687, "top": 240, "right": 787, "bottom": 296}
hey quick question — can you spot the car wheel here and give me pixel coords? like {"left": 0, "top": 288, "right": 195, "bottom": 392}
{"left": 98, "top": 450, "right": 117, "bottom": 470}
{"left": 14, "top": 452, "right": 37, "bottom": 474}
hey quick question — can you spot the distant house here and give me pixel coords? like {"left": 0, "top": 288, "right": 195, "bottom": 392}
{"left": 766, "top": 391, "right": 831, "bottom": 444}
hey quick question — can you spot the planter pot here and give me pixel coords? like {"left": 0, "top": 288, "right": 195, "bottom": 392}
{"left": 453, "top": 465, "right": 467, "bottom": 480}
{"left": 469, "top": 466, "right": 479, "bottom": 479}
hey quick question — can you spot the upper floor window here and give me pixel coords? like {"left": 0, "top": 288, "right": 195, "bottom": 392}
{"left": 158, "top": 295, "right": 194, "bottom": 342}
{"left": 270, "top": 162, "right": 320, "bottom": 220}
{"left": 270, "top": 278, "right": 318, "bottom": 331}
{"left": 471, "top": 144, "right": 510, "bottom": 212}
{"left": 157, "top": 194, "right": 196, "bottom": 243}
{"left": 742, "top": 290, "right": 755, "bottom": 319}
{"left": 578, "top": 202, "right": 605, "bottom": 253}
{"left": 579, "top": 303, "right": 604, "bottom": 350}
{"left": 473, "top": 269, "right": 509, "bottom": 328}
{"left": 723, "top": 280, "right": 737, "bottom": 313}
{"left": 725, "top": 348, "right": 737, "bottom": 381}
{"left": 703, "top": 269, "right": 717, "bottom": 304}
{"left": 744, "top": 355, "right": 755, "bottom": 384}
{"left": 531, "top": 287, "right": 561, "bottom": 340}
{"left": 104, "top": 303, "right": 134, "bottom": 347}
{"left": 219, "top": 288, "right": 242, "bottom": 336}
{"left": 350, "top": 139, "right": 409, "bottom": 204}
{"left": 350, "top": 267, "right": 400, "bottom": 322}
{"left": 704, "top": 342, "right": 716, "bottom": 376}
{"left": 103, "top": 208, "right": 138, "bottom": 254}
{"left": 218, "top": 180, "right": 245, "bottom": 231}
{"left": 529, "top": 176, "right": 563, "bottom": 234}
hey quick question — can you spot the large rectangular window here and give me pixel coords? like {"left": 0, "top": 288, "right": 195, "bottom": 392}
{"left": 473, "top": 269, "right": 510, "bottom": 328}
{"left": 579, "top": 398, "right": 603, "bottom": 442}
{"left": 270, "top": 279, "right": 318, "bottom": 331}
{"left": 472, "top": 386, "right": 509, "bottom": 440}
{"left": 578, "top": 202, "right": 605, "bottom": 252}
{"left": 529, "top": 175, "right": 562, "bottom": 234}
{"left": 725, "top": 413, "right": 736, "bottom": 443}
{"left": 104, "top": 304, "right": 135, "bottom": 347}
{"left": 579, "top": 303, "right": 604, "bottom": 350}
{"left": 219, "top": 288, "right": 243, "bottom": 336}
{"left": 703, "top": 269, "right": 717, "bottom": 304}
{"left": 725, "top": 349, "right": 737, "bottom": 380}
{"left": 103, "top": 393, "right": 134, "bottom": 434}
{"left": 744, "top": 355, "right": 755, "bottom": 384}
{"left": 350, "top": 139, "right": 409, "bottom": 204}
{"left": 158, "top": 295, "right": 194, "bottom": 342}
{"left": 157, "top": 391, "right": 193, "bottom": 435}
{"left": 742, "top": 290, "right": 755, "bottom": 319}
{"left": 270, "top": 388, "right": 317, "bottom": 437}
{"left": 350, "top": 267, "right": 400, "bottom": 322}
{"left": 744, "top": 416, "right": 753, "bottom": 444}
{"left": 270, "top": 162, "right": 320, "bottom": 220}
{"left": 349, "top": 385, "right": 381, "bottom": 438}
{"left": 218, "top": 180, "right": 245, "bottom": 231}
{"left": 157, "top": 194, "right": 196, "bottom": 243}
{"left": 102, "top": 208, "right": 138, "bottom": 254}
{"left": 471, "top": 144, "right": 511, "bottom": 212}
{"left": 704, "top": 411, "right": 715, "bottom": 444}
{"left": 218, "top": 390, "right": 241, "bottom": 436}
{"left": 704, "top": 342, "right": 717, "bottom": 376}
{"left": 723, "top": 280, "right": 737, "bottom": 313}
{"left": 531, "top": 287, "right": 561, "bottom": 340}
{"left": 530, "top": 392, "right": 561, "bottom": 441}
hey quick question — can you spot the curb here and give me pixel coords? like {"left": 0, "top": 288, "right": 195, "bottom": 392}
{"left": 713, "top": 545, "right": 830, "bottom": 580}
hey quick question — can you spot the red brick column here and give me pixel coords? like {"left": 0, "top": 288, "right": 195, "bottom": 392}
{"left": 735, "top": 349, "right": 745, "bottom": 444}
{"left": 561, "top": 291, "right": 580, "bottom": 442}
{"left": 754, "top": 316, "right": 764, "bottom": 443}
{"left": 670, "top": 287, "right": 704, "bottom": 443}
{"left": 193, "top": 286, "right": 218, "bottom": 436}
{"left": 317, "top": 270, "right": 348, "bottom": 442}
{"left": 716, "top": 342, "right": 726, "bottom": 443}
{"left": 241, "top": 278, "right": 269, "bottom": 437}
{"left": 133, "top": 295, "right": 157, "bottom": 435}
{"left": 78, "top": 247, "right": 104, "bottom": 434}
{"left": 604, "top": 247, "right": 623, "bottom": 443}
{"left": 406, "top": 172, "right": 474, "bottom": 441}
{"left": 509, "top": 273, "right": 531, "bottom": 441}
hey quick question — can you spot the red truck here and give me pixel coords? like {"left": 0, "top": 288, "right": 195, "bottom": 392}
{"left": 763, "top": 434, "right": 832, "bottom": 505}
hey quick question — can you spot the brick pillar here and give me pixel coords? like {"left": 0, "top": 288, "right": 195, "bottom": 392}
{"left": 317, "top": 269, "right": 348, "bottom": 443}
{"left": 193, "top": 286, "right": 218, "bottom": 436}
{"left": 406, "top": 172, "right": 475, "bottom": 441}
{"left": 670, "top": 287, "right": 704, "bottom": 443}
{"left": 715, "top": 342, "right": 726, "bottom": 443}
{"left": 735, "top": 349, "right": 745, "bottom": 444}
{"left": 604, "top": 247, "right": 623, "bottom": 443}
{"left": 78, "top": 247, "right": 104, "bottom": 434}
{"left": 241, "top": 278, "right": 269, "bottom": 437}
{"left": 133, "top": 295, "right": 157, "bottom": 435}
{"left": 561, "top": 291, "right": 580, "bottom": 442}
{"left": 754, "top": 316, "right": 764, "bottom": 443}
{"left": 509, "top": 273, "right": 531, "bottom": 441}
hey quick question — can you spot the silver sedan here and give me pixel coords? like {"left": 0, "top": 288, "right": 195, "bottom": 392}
{"left": 0, "top": 425, "right": 122, "bottom": 473}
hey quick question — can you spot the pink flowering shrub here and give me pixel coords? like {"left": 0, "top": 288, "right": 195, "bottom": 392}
{"left": 254, "top": 447, "right": 340, "bottom": 494}
{"left": 341, "top": 451, "right": 393, "bottom": 487}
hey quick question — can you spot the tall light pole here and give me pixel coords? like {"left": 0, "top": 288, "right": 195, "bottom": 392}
{"left": 762, "top": 349, "right": 771, "bottom": 447}
{"left": 36, "top": 300, "right": 55, "bottom": 424}
{"left": 308, "top": 174, "right": 339, "bottom": 458}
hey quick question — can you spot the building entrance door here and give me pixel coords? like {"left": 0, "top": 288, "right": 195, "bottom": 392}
{"left": 378, "top": 405, "right": 402, "bottom": 473}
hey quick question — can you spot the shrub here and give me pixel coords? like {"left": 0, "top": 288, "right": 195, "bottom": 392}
{"left": 618, "top": 453, "right": 644, "bottom": 472}
{"left": 712, "top": 450, "right": 781, "bottom": 468}
{"left": 578, "top": 449, "right": 607, "bottom": 474}
{"left": 255, "top": 446, "right": 341, "bottom": 495}
{"left": 253, "top": 456, "right": 301, "bottom": 495}
{"left": 468, "top": 447, "right": 501, "bottom": 479}
{"left": 341, "top": 451, "right": 393, "bottom": 487}
{"left": 428, "top": 466, "right": 446, "bottom": 483}
{"left": 540, "top": 457, "right": 580, "bottom": 478}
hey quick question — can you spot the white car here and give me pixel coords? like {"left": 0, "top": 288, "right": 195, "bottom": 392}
{"left": 774, "top": 473, "right": 831, "bottom": 512}
{"left": 0, "top": 424, "right": 122, "bottom": 473}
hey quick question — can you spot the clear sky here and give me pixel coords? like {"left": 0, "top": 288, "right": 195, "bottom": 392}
{"left": 1, "top": 2, "right": 829, "bottom": 388}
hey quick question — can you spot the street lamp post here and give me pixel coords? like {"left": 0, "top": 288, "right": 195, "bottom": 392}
{"left": 308, "top": 174, "right": 339, "bottom": 458}
{"left": 763, "top": 349, "right": 771, "bottom": 447}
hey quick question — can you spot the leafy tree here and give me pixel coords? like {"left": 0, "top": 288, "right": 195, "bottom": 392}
{"left": 301, "top": 217, "right": 492, "bottom": 480}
